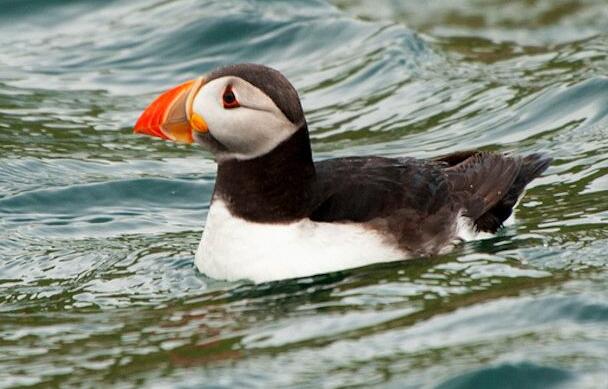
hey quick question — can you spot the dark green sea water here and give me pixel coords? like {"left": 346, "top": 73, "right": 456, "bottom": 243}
{"left": 1, "top": 0, "right": 608, "bottom": 387}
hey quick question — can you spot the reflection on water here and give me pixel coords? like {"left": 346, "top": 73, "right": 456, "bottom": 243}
{"left": 1, "top": 0, "right": 608, "bottom": 387}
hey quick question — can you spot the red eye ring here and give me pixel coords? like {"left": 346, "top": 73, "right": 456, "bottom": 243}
{"left": 222, "top": 86, "right": 239, "bottom": 109}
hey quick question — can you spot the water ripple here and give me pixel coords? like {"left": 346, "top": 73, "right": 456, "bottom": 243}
{"left": 1, "top": 0, "right": 608, "bottom": 387}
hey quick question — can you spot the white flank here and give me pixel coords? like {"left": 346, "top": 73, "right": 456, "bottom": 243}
{"left": 455, "top": 213, "right": 507, "bottom": 242}
{"left": 455, "top": 190, "right": 525, "bottom": 240}
{"left": 195, "top": 201, "right": 406, "bottom": 283}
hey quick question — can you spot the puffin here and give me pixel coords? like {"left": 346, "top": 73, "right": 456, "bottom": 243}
{"left": 134, "top": 63, "right": 551, "bottom": 283}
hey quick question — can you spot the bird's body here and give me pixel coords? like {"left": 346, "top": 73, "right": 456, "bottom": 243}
{"left": 195, "top": 130, "right": 550, "bottom": 282}
{"left": 134, "top": 63, "right": 551, "bottom": 283}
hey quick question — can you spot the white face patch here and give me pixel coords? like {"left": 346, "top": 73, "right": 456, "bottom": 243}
{"left": 191, "top": 76, "right": 299, "bottom": 161}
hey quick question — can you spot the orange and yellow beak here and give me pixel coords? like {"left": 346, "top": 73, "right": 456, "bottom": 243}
{"left": 133, "top": 77, "right": 208, "bottom": 143}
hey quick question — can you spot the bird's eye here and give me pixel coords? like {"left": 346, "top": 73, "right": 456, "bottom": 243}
{"left": 222, "top": 86, "right": 239, "bottom": 109}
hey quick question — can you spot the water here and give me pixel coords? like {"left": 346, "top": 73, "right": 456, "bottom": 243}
{"left": 1, "top": 0, "right": 608, "bottom": 387}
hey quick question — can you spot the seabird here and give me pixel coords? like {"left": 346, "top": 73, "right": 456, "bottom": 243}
{"left": 134, "top": 63, "right": 551, "bottom": 283}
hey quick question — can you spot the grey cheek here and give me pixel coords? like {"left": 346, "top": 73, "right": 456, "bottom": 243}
{"left": 193, "top": 131, "right": 228, "bottom": 153}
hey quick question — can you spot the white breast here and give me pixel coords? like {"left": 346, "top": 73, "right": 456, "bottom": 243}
{"left": 195, "top": 201, "right": 407, "bottom": 283}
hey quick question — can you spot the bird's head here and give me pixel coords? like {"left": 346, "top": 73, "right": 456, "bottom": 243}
{"left": 134, "top": 64, "right": 306, "bottom": 161}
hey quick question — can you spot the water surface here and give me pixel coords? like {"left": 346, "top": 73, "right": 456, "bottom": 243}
{"left": 1, "top": 0, "right": 608, "bottom": 387}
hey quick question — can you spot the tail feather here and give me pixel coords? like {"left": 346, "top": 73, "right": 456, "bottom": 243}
{"left": 474, "top": 153, "right": 552, "bottom": 232}
{"left": 438, "top": 150, "right": 552, "bottom": 234}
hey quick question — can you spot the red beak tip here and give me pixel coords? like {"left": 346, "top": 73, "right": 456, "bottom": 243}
{"left": 134, "top": 78, "right": 199, "bottom": 142}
